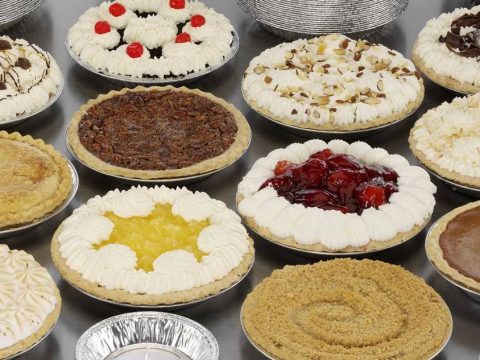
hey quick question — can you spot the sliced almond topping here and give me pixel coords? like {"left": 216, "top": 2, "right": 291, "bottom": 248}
{"left": 317, "top": 43, "right": 326, "bottom": 55}
{"left": 316, "top": 66, "right": 325, "bottom": 74}
{"left": 291, "top": 49, "right": 297, "bottom": 54}
{"left": 353, "top": 51, "right": 361, "bottom": 61}
{"left": 367, "top": 55, "right": 378, "bottom": 64}
{"left": 387, "top": 50, "right": 396, "bottom": 56}
{"left": 374, "top": 62, "right": 387, "bottom": 71}
{"left": 264, "top": 76, "right": 272, "bottom": 84}
{"left": 391, "top": 67, "right": 400, "bottom": 73}
{"left": 382, "top": 58, "right": 392, "bottom": 66}
{"left": 323, "top": 85, "right": 336, "bottom": 96}
{"left": 336, "top": 99, "right": 345, "bottom": 104}
{"left": 300, "top": 55, "right": 308, "bottom": 64}
{"left": 358, "top": 65, "right": 365, "bottom": 71}
{"left": 364, "top": 97, "right": 381, "bottom": 105}
{"left": 313, "top": 109, "right": 321, "bottom": 118}
{"left": 402, "top": 67, "right": 410, "bottom": 73}
{"left": 333, "top": 48, "right": 346, "bottom": 55}
{"left": 360, "top": 87, "right": 370, "bottom": 95}
{"left": 253, "top": 65, "right": 265, "bottom": 74}
{"left": 377, "top": 80, "right": 385, "bottom": 91}
{"left": 341, "top": 39, "right": 350, "bottom": 49}
{"left": 291, "top": 109, "right": 298, "bottom": 115}
{"left": 356, "top": 71, "right": 364, "bottom": 78}
{"left": 316, "top": 95, "right": 330, "bottom": 105}
{"left": 285, "top": 51, "right": 294, "bottom": 60}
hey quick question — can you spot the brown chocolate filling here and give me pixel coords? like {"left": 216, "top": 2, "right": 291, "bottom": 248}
{"left": 439, "top": 206, "right": 480, "bottom": 282}
{"left": 78, "top": 90, "right": 238, "bottom": 171}
{"left": 439, "top": 12, "right": 480, "bottom": 57}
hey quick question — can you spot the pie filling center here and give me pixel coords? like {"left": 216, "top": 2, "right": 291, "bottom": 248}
{"left": 95, "top": 203, "right": 208, "bottom": 272}
{"left": 439, "top": 11, "right": 480, "bottom": 57}
{"left": 260, "top": 148, "right": 399, "bottom": 214}
{"left": 78, "top": 90, "right": 238, "bottom": 171}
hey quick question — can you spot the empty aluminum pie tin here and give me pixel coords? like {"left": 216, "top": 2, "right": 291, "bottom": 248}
{"left": 0, "top": 0, "right": 46, "bottom": 31}
{"left": 76, "top": 312, "right": 219, "bottom": 360}
{"left": 63, "top": 255, "right": 254, "bottom": 310}
{"left": 0, "top": 75, "right": 64, "bottom": 130}
{"left": 65, "top": 30, "right": 239, "bottom": 85}
{"left": 0, "top": 159, "right": 79, "bottom": 238}
{"left": 425, "top": 220, "right": 480, "bottom": 303}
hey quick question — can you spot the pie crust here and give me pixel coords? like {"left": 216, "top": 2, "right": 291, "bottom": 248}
{"left": 426, "top": 201, "right": 480, "bottom": 293}
{"left": 67, "top": 86, "right": 251, "bottom": 179}
{"left": 242, "top": 259, "right": 452, "bottom": 360}
{"left": 0, "top": 131, "right": 72, "bottom": 229}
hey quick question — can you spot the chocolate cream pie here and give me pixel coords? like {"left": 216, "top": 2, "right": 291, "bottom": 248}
{"left": 426, "top": 201, "right": 480, "bottom": 292}
{"left": 67, "top": 86, "right": 251, "bottom": 179}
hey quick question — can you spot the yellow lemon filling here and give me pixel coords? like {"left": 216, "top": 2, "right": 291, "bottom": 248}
{"left": 94, "top": 204, "right": 208, "bottom": 272}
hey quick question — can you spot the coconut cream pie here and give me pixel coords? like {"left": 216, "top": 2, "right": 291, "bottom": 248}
{"left": 0, "top": 36, "right": 62, "bottom": 123}
{"left": 242, "top": 259, "right": 452, "bottom": 360}
{"left": 242, "top": 33, "right": 424, "bottom": 131}
{"left": 0, "top": 245, "right": 61, "bottom": 359}
{"left": 410, "top": 94, "right": 480, "bottom": 189}
{"left": 67, "top": 86, "right": 251, "bottom": 180}
{"left": 237, "top": 139, "right": 436, "bottom": 253}
{"left": 67, "top": 0, "right": 235, "bottom": 79}
{"left": 413, "top": 5, "right": 480, "bottom": 93}
{"left": 51, "top": 186, "right": 254, "bottom": 306}
{"left": 0, "top": 131, "right": 73, "bottom": 230}
{"left": 427, "top": 201, "right": 480, "bottom": 293}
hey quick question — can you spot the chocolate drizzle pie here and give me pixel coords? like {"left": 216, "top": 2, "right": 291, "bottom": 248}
{"left": 439, "top": 12, "right": 480, "bottom": 57}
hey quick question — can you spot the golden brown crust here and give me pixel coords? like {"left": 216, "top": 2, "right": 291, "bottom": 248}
{"left": 51, "top": 224, "right": 255, "bottom": 306}
{"left": 0, "top": 289, "right": 61, "bottom": 359}
{"left": 242, "top": 81, "right": 424, "bottom": 132}
{"left": 236, "top": 194, "right": 429, "bottom": 254}
{"left": 242, "top": 259, "right": 452, "bottom": 360}
{"left": 426, "top": 201, "right": 480, "bottom": 293}
{"left": 67, "top": 86, "right": 251, "bottom": 179}
{"left": 0, "top": 131, "right": 73, "bottom": 229}
{"left": 412, "top": 41, "right": 479, "bottom": 95}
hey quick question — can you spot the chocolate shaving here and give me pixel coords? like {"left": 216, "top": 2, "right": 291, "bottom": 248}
{"left": 15, "top": 57, "right": 32, "bottom": 70}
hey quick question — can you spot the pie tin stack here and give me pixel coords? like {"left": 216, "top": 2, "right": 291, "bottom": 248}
{"left": 0, "top": 0, "right": 45, "bottom": 31}
{"left": 236, "top": 0, "right": 409, "bottom": 39}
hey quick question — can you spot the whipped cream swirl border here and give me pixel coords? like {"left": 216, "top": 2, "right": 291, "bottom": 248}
{"left": 237, "top": 140, "right": 436, "bottom": 250}
{"left": 57, "top": 186, "right": 250, "bottom": 295}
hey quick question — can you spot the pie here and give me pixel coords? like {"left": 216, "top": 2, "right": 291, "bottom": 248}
{"left": 242, "top": 33, "right": 424, "bottom": 131}
{"left": 0, "top": 35, "right": 62, "bottom": 123}
{"left": 410, "top": 93, "right": 480, "bottom": 189}
{"left": 67, "top": 0, "right": 235, "bottom": 79}
{"left": 242, "top": 259, "right": 452, "bottom": 360}
{"left": 413, "top": 5, "right": 480, "bottom": 93}
{"left": 0, "top": 245, "right": 61, "bottom": 359}
{"left": 426, "top": 201, "right": 480, "bottom": 293}
{"left": 51, "top": 186, "right": 255, "bottom": 306}
{"left": 0, "top": 131, "right": 73, "bottom": 230}
{"left": 67, "top": 86, "right": 251, "bottom": 179}
{"left": 237, "top": 139, "right": 436, "bottom": 253}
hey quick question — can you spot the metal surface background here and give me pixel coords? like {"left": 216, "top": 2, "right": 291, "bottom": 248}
{"left": 2, "top": 1, "right": 479, "bottom": 359}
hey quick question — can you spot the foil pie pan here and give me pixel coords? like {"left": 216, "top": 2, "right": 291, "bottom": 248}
{"left": 0, "top": 0, "right": 45, "bottom": 31}
{"left": 75, "top": 312, "right": 219, "bottom": 360}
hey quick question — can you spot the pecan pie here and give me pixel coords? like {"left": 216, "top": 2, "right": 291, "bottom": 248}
{"left": 67, "top": 86, "right": 251, "bottom": 179}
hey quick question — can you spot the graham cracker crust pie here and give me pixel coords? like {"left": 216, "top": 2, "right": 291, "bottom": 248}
{"left": 67, "top": 86, "right": 251, "bottom": 180}
{"left": 242, "top": 259, "right": 452, "bottom": 360}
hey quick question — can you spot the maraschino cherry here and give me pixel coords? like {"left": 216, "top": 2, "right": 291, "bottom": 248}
{"left": 109, "top": 3, "right": 126, "bottom": 17}
{"left": 175, "top": 32, "right": 191, "bottom": 43}
{"left": 191, "top": 14, "right": 206, "bottom": 27}
{"left": 94, "top": 21, "right": 111, "bottom": 34}
{"left": 126, "top": 42, "right": 144, "bottom": 58}
{"left": 169, "top": 0, "right": 185, "bottom": 9}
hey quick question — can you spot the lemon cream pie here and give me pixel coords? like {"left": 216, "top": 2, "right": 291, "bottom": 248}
{"left": 237, "top": 139, "right": 436, "bottom": 253}
{"left": 0, "top": 245, "right": 61, "bottom": 359}
{"left": 242, "top": 259, "right": 452, "bottom": 360}
{"left": 242, "top": 33, "right": 424, "bottom": 131}
{"left": 67, "top": 0, "right": 235, "bottom": 79}
{"left": 410, "top": 94, "right": 480, "bottom": 188}
{"left": 413, "top": 5, "right": 480, "bottom": 93}
{"left": 0, "top": 36, "right": 62, "bottom": 123}
{"left": 51, "top": 186, "right": 254, "bottom": 306}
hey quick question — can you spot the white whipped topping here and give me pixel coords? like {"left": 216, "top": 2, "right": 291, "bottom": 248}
{"left": 415, "top": 5, "right": 480, "bottom": 86}
{"left": 57, "top": 186, "right": 250, "bottom": 295}
{"left": 243, "top": 34, "right": 422, "bottom": 128}
{"left": 237, "top": 140, "right": 436, "bottom": 250}
{"left": 0, "top": 36, "right": 62, "bottom": 123}
{"left": 0, "top": 245, "right": 57, "bottom": 350}
{"left": 67, "top": 0, "right": 234, "bottom": 78}
{"left": 411, "top": 93, "right": 480, "bottom": 178}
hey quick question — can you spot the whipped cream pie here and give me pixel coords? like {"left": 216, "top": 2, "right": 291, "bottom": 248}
{"left": 68, "top": 0, "right": 235, "bottom": 79}
{"left": 51, "top": 186, "right": 254, "bottom": 306}
{"left": 237, "top": 139, "right": 436, "bottom": 253}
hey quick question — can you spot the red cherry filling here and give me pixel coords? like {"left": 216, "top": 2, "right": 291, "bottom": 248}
{"left": 175, "top": 32, "right": 191, "bottom": 43}
{"left": 94, "top": 21, "right": 111, "bottom": 34}
{"left": 109, "top": 3, "right": 126, "bottom": 17}
{"left": 169, "top": 0, "right": 186, "bottom": 9}
{"left": 126, "top": 42, "right": 144, "bottom": 58}
{"left": 259, "top": 148, "right": 399, "bottom": 214}
{"left": 191, "top": 14, "right": 206, "bottom": 27}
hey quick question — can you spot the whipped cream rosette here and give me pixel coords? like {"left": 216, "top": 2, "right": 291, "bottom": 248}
{"left": 51, "top": 186, "right": 254, "bottom": 306}
{"left": 237, "top": 139, "right": 436, "bottom": 254}
{"left": 413, "top": 5, "right": 480, "bottom": 94}
{"left": 67, "top": 0, "right": 235, "bottom": 80}
{"left": 410, "top": 93, "right": 480, "bottom": 190}
{"left": 0, "top": 245, "right": 61, "bottom": 359}
{"left": 0, "top": 36, "right": 62, "bottom": 123}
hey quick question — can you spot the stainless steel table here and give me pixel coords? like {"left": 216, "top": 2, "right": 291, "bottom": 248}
{"left": 4, "top": 0, "right": 480, "bottom": 359}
